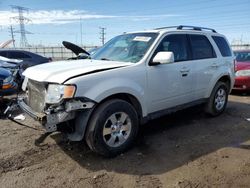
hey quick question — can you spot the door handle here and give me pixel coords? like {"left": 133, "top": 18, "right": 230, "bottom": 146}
{"left": 180, "top": 68, "right": 190, "bottom": 77}
{"left": 180, "top": 68, "right": 190, "bottom": 73}
{"left": 211, "top": 63, "right": 219, "bottom": 68}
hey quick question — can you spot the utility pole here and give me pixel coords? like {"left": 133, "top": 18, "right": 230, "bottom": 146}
{"left": 11, "top": 5, "right": 32, "bottom": 47}
{"left": 9, "top": 25, "right": 16, "bottom": 48}
{"left": 99, "top": 27, "right": 106, "bottom": 45}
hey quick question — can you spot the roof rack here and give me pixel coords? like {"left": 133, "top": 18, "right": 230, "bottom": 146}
{"left": 154, "top": 26, "right": 180, "bottom": 30}
{"left": 177, "top": 25, "right": 217, "bottom": 33}
{"left": 155, "top": 25, "right": 217, "bottom": 33}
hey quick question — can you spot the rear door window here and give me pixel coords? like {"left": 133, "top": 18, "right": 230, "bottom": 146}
{"left": 189, "top": 35, "right": 216, "bottom": 60}
{"left": 212, "top": 36, "right": 232, "bottom": 57}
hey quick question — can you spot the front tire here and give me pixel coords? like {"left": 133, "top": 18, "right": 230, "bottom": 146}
{"left": 205, "top": 81, "right": 229, "bottom": 116}
{"left": 85, "top": 99, "right": 139, "bottom": 157}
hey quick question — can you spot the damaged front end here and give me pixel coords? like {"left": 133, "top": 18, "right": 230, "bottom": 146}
{"left": 18, "top": 79, "right": 95, "bottom": 139}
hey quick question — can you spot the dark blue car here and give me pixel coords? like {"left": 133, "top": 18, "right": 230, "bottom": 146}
{"left": 0, "top": 50, "right": 51, "bottom": 69}
{"left": 0, "top": 68, "right": 17, "bottom": 97}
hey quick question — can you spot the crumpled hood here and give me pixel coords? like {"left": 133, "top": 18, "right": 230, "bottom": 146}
{"left": 0, "top": 56, "right": 22, "bottom": 69}
{"left": 23, "top": 59, "right": 133, "bottom": 84}
{"left": 62, "top": 41, "right": 90, "bottom": 56}
{"left": 0, "top": 56, "right": 22, "bottom": 64}
{"left": 0, "top": 61, "right": 19, "bottom": 69}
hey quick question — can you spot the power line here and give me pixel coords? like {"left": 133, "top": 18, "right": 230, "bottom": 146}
{"left": 10, "top": 5, "right": 32, "bottom": 47}
{"left": 99, "top": 27, "right": 106, "bottom": 45}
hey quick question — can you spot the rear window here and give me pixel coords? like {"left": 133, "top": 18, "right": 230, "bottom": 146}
{"left": 8, "top": 51, "right": 31, "bottom": 59}
{"left": 0, "top": 51, "right": 8, "bottom": 58}
{"left": 212, "top": 36, "right": 232, "bottom": 57}
{"left": 234, "top": 51, "right": 250, "bottom": 62}
{"left": 189, "top": 35, "right": 216, "bottom": 60}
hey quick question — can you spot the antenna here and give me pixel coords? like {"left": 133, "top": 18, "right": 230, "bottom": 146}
{"left": 10, "top": 5, "right": 32, "bottom": 47}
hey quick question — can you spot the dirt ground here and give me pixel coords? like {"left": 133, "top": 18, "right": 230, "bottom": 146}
{"left": 0, "top": 94, "right": 250, "bottom": 188}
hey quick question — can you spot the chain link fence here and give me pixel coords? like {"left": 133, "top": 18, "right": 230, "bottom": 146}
{"left": 12, "top": 44, "right": 250, "bottom": 61}
{"left": 231, "top": 44, "right": 250, "bottom": 51}
{"left": 15, "top": 46, "right": 99, "bottom": 60}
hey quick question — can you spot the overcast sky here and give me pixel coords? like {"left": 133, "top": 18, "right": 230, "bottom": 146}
{"left": 0, "top": 0, "right": 249, "bottom": 47}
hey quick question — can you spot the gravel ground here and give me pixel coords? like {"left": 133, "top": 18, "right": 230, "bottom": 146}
{"left": 0, "top": 94, "right": 250, "bottom": 188}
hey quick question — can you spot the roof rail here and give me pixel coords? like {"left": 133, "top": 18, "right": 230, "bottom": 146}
{"left": 155, "top": 25, "right": 217, "bottom": 33}
{"left": 177, "top": 25, "right": 217, "bottom": 33}
{"left": 154, "top": 26, "right": 180, "bottom": 30}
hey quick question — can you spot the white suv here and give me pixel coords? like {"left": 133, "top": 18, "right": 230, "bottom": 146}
{"left": 19, "top": 25, "right": 235, "bottom": 156}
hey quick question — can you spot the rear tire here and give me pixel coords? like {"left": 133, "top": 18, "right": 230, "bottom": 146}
{"left": 85, "top": 99, "right": 139, "bottom": 157}
{"left": 205, "top": 81, "right": 229, "bottom": 116}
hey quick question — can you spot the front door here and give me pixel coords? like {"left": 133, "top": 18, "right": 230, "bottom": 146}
{"left": 146, "top": 34, "right": 196, "bottom": 113}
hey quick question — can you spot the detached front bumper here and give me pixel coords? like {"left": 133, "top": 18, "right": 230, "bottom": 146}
{"left": 18, "top": 98, "right": 76, "bottom": 132}
{"left": 18, "top": 99, "right": 46, "bottom": 122}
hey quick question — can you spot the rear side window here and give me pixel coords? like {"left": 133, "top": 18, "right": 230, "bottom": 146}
{"left": 189, "top": 35, "right": 216, "bottom": 60}
{"left": 8, "top": 51, "right": 31, "bottom": 59}
{"left": 212, "top": 36, "right": 232, "bottom": 57}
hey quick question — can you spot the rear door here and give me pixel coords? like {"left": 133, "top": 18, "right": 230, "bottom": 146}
{"left": 188, "top": 34, "right": 217, "bottom": 99}
{"left": 146, "top": 34, "right": 196, "bottom": 113}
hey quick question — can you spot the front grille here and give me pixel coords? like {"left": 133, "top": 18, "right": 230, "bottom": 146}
{"left": 27, "top": 79, "right": 47, "bottom": 113}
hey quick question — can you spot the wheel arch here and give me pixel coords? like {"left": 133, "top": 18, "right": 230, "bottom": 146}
{"left": 95, "top": 93, "right": 143, "bottom": 123}
{"left": 206, "top": 74, "right": 232, "bottom": 98}
{"left": 218, "top": 75, "right": 231, "bottom": 89}
{"left": 67, "top": 93, "right": 143, "bottom": 142}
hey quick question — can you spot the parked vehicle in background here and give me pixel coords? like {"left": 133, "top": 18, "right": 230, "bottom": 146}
{"left": 0, "top": 56, "right": 23, "bottom": 88}
{"left": 62, "top": 41, "right": 99, "bottom": 59}
{"left": 62, "top": 41, "right": 90, "bottom": 60}
{"left": 0, "top": 49, "right": 51, "bottom": 70}
{"left": 0, "top": 67, "right": 17, "bottom": 97}
{"left": 19, "top": 25, "right": 235, "bottom": 157}
{"left": 233, "top": 50, "right": 250, "bottom": 91}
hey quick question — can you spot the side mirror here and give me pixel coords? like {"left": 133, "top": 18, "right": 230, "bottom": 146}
{"left": 151, "top": 51, "right": 174, "bottom": 65}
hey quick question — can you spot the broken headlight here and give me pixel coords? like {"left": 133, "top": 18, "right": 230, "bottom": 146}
{"left": 45, "top": 84, "right": 76, "bottom": 104}
{"left": 2, "top": 75, "right": 14, "bottom": 89}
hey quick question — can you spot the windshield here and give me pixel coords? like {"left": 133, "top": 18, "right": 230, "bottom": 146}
{"left": 234, "top": 51, "right": 250, "bottom": 62}
{"left": 91, "top": 33, "right": 158, "bottom": 63}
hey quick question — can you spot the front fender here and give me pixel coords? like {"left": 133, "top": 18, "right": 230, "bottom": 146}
{"left": 84, "top": 78, "right": 147, "bottom": 116}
